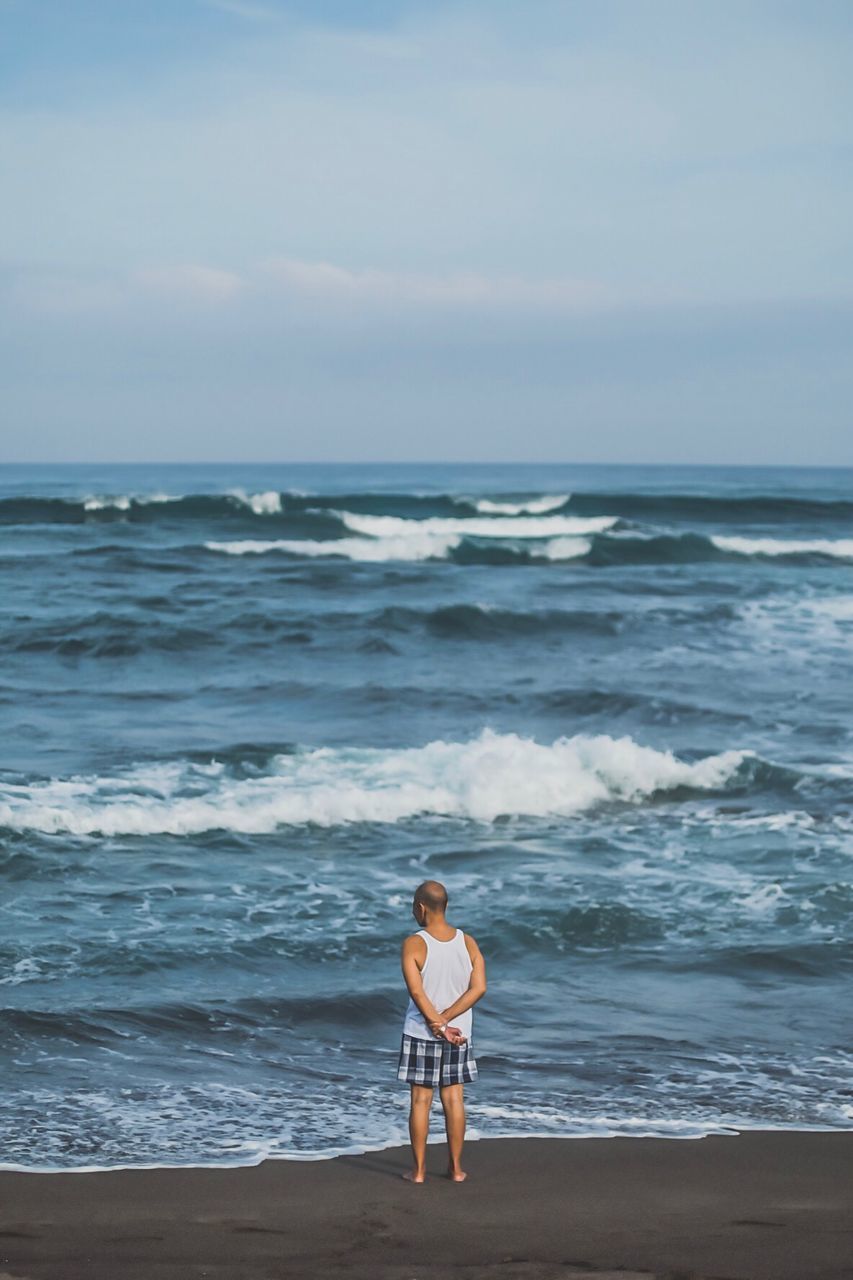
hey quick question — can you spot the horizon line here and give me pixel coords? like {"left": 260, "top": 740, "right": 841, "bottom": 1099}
{"left": 3, "top": 460, "right": 852, "bottom": 470}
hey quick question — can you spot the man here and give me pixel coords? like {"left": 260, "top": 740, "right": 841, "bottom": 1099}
{"left": 397, "top": 880, "right": 487, "bottom": 1183}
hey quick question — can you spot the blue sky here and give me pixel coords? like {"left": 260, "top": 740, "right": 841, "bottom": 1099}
{"left": 2, "top": 0, "right": 851, "bottom": 462}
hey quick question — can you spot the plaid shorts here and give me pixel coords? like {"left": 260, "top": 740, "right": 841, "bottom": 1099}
{"left": 397, "top": 1033, "right": 478, "bottom": 1087}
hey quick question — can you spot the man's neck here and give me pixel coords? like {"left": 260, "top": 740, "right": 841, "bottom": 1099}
{"left": 421, "top": 915, "right": 455, "bottom": 939}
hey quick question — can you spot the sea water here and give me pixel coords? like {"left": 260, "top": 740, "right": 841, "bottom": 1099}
{"left": 1, "top": 462, "right": 851, "bottom": 1168}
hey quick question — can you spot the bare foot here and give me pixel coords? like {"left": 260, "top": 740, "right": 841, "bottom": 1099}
{"left": 448, "top": 1168, "right": 467, "bottom": 1182}
{"left": 402, "top": 1169, "right": 426, "bottom": 1183}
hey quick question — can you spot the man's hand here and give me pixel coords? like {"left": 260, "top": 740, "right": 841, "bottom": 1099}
{"left": 442, "top": 1026, "right": 467, "bottom": 1045}
{"left": 428, "top": 1018, "right": 467, "bottom": 1045}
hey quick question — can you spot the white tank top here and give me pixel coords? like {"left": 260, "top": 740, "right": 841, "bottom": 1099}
{"left": 403, "top": 928, "right": 474, "bottom": 1041}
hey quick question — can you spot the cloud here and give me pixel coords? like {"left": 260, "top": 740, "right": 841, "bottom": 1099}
{"left": 260, "top": 259, "right": 611, "bottom": 310}
{"left": 7, "top": 258, "right": 615, "bottom": 316}
{"left": 135, "top": 264, "right": 245, "bottom": 303}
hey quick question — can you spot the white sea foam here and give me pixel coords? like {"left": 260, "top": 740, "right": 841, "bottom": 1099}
{"left": 205, "top": 532, "right": 460, "bottom": 561}
{"left": 0, "top": 729, "right": 750, "bottom": 836}
{"left": 228, "top": 489, "right": 283, "bottom": 515}
{"left": 735, "top": 882, "right": 793, "bottom": 916}
{"left": 713, "top": 535, "right": 853, "bottom": 560}
{"left": 82, "top": 493, "right": 178, "bottom": 510}
{"left": 333, "top": 511, "right": 615, "bottom": 539}
{"left": 0, "top": 958, "right": 44, "bottom": 986}
{"left": 474, "top": 494, "right": 570, "bottom": 515}
{"left": 800, "top": 597, "right": 853, "bottom": 621}
{"left": 207, "top": 511, "right": 612, "bottom": 560}
{"left": 538, "top": 536, "right": 591, "bottom": 561}
{"left": 83, "top": 495, "right": 132, "bottom": 511}
{"left": 706, "top": 810, "right": 816, "bottom": 833}
{"left": 737, "top": 595, "right": 853, "bottom": 654}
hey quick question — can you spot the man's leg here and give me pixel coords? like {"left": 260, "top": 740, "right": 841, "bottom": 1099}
{"left": 405, "top": 1084, "right": 434, "bottom": 1182}
{"left": 439, "top": 1083, "right": 467, "bottom": 1181}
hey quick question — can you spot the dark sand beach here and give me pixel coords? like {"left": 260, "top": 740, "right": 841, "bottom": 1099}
{"left": 2, "top": 1130, "right": 851, "bottom": 1279}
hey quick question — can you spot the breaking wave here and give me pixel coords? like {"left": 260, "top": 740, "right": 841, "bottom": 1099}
{"left": 472, "top": 494, "right": 570, "bottom": 515}
{"left": 227, "top": 489, "right": 283, "bottom": 515}
{"left": 205, "top": 533, "right": 461, "bottom": 561}
{"left": 83, "top": 492, "right": 178, "bottom": 512}
{"left": 711, "top": 536, "right": 853, "bottom": 560}
{"left": 0, "top": 730, "right": 760, "bottom": 836}
{"left": 203, "top": 529, "right": 853, "bottom": 566}
{"left": 331, "top": 511, "right": 616, "bottom": 539}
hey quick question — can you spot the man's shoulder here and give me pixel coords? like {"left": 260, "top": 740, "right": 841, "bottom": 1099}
{"left": 461, "top": 931, "right": 481, "bottom": 957}
{"left": 401, "top": 931, "right": 427, "bottom": 952}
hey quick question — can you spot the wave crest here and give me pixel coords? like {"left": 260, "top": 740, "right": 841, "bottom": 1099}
{"left": 228, "top": 489, "right": 283, "bottom": 515}
{"left": 0, "top": 730, "right": 753, "bottom": 836}
{"left": 205, "top": 532, "right": 460, "bottom": 561}
{"left": 332, "top": 510, "right": 615, "bottom": 539}
{"left": 712, "top": 536, "right": 853, "bottom": 560}
{"left": 473, "top": 494, "right": 569, "bottom": 515}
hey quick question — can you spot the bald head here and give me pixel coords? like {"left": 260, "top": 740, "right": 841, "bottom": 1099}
{"left": 413, "top": 880, "right": 448, "bottom": 917}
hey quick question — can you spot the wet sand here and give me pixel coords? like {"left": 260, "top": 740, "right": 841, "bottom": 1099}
{"left": 1, "top": 1130, "right": 851, "bottom": 1279}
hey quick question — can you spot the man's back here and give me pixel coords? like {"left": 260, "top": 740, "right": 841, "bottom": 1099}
{"left": 402, "top": 926, "right": 476, "bottom": 1040}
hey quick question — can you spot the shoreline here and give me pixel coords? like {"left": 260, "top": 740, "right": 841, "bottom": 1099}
{"left": 1, "top": 1119, "right": 849, "bottom": 1177}
{"left": 2, "top": 1129, "right": 851, "bottom": 1279}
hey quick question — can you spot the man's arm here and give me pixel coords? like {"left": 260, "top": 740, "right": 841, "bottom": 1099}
{"left": 438, "top": 933, "right": 487, "bottom": 1024}
{"left": 401, "top": 936, "right": 464, "bottom": 1042}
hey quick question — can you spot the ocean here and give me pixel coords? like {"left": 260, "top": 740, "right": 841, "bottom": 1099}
{"left": 1, "top": 461, "right": 851, "bottom": 1170}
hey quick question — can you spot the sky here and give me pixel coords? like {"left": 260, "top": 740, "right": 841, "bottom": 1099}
{"left": 1, "top": 0, "right": 852, "bottom": 463}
